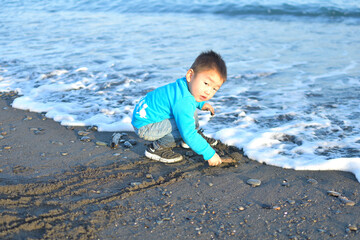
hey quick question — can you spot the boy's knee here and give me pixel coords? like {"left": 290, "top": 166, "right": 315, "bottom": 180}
{"left": 134, "top": 126, "right": 158, "bottom": 141}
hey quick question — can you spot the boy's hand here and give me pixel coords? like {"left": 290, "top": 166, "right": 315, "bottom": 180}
{"left": 202, "top": 103, "right": 215, "bottom": 116}
{"left": 208, "top": 153, "right": 222, "bottom": 166}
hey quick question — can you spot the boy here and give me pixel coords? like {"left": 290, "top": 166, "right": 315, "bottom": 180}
{"left": 132, "top": 50, "right": 226, "bottom": 166}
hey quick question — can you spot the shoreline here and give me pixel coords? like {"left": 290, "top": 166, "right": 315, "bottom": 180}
{"left": 0, "top": 92, "right": 359, "bottom": 239}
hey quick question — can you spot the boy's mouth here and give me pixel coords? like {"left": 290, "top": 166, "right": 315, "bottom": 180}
{"left": 200, "top": 95, "right": 207, "bottom": 101}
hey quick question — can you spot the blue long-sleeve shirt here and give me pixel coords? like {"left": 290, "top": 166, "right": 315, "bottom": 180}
{"left": 132, "top": 77, "right": 216, "bottom": 160}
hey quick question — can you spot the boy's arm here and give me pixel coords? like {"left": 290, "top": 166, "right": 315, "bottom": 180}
{"left": 201, "top": 103, "right": 215, "bottom": 116}
{"left": 173, "top": 100, "right": 216, "bottom": 161}
{"left": 196, "top": 101, "right": 206, "bottom": 110}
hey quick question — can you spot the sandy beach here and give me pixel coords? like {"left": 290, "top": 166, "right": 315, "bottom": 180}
{"left": 0, "top": 91, "right": 359, "bottom": 239}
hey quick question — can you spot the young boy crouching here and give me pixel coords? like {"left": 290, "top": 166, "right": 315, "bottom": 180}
{"left": 131, "top": 50, "right": 227, "bottom": 166}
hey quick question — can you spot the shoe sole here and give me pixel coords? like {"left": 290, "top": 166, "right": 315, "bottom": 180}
{"left": 181, "top": 141, "right": 190, "bottom": 149}
{"left": 145, "top": 150, "right": 183, "bottom": 163}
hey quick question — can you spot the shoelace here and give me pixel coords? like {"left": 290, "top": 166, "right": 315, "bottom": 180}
{"left": 152, "top": 145, "right": 180, "bottom": 158}
{"left": 198, "top": 129, "right": 215, "bottom": 143}
{"left": 158, "top": 148, "right": 180, "bottom": 158}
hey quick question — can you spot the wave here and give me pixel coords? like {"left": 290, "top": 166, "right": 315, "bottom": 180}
{"left": 4, "top": 1, "right": 360, "bottom": 19}
{"left": 207, "top": 3, "right": 360, "bottom": 18}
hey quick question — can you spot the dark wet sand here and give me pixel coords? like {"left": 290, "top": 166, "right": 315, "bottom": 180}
{"left": 0, "top": 92, "right": 359, "bottom": 239}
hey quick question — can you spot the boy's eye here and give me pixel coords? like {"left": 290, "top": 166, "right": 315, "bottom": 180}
{"left": 204, "top": 82, "right": 208, "bottom": 85}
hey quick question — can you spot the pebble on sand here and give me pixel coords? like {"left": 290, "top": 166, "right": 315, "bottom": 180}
{"left": 282, "top": 180, "right": 290, "bottom": 187}
{"left": 247, "top": 179, "right": 261, "bottom": 187}
{"left": 307, "top": 178, "right": 318, "bottom": 185}
{"left": 78, "top": 131, "right": 90, "bottom": 136}
{"left": 327, "top": 191, "right": 356, "bottom": 206}
{"left": 90, "top": 190, "right": 101, "bottom": 194}
{"left": 80, "top": 136, "right": 91, "bottom": 142}
{"left": 30, "top": 128, "right": 45, "bottom": 135}
{"left": 348, "top": 225, "right": 358, "bottom": 231}
{"left": 131, "top": 182, "right": 141, "bottom": 187}
{"left": 88, "top": 126, "right": 98, "bottom": 131}
{"left": 287, "top": 199, "right": 296, "bottom": 205}
{"left": 339, "top": 196, "right": 356, "bottom": 206}
{"left": 95, "top": 141, "right": 107, "bottom": 146}
{"left": 50, "top": 141, "right": 64, "bottom": 146}
{"left": 124, "top": 141, "right": 133, "bottom": 148}
{"left": 327, "top": 191, "right": 341, "bottom": 197}
{"left": 23, "top": 116, "right": 32, "bottom": 121}
{"left": 261, "top": 204, "right": 272, "bottom": 209}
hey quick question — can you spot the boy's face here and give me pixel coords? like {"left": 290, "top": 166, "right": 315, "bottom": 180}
{"left": 186, "top": 68, "right": 224, "bottom": 102}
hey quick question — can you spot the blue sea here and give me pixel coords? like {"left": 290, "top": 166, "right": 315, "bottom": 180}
{"left": 1, "top": 0, "right": 360, "bottom": 179}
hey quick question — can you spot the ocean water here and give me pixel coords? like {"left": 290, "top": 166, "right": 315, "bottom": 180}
{"left": 1, "top": 1, "right": 360, "bottom": 180}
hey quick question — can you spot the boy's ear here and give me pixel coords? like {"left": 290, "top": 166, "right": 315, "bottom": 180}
{"left": 186, "top": 69, "right": 194, "bottom": 83}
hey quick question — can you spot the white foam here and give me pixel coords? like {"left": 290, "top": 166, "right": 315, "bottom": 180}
{"left": 76, "top": 67, "right": 88, "bottom": 72}
{"left": 41, "top": 70, "right": 68, "bottom": 79}
{"left": 97, "top": 116, "right": 133, "bottom": 132}
{"left": 12, "top": 96, "right": 52, "bottom": 112}
{"left": 295, "top": 158, "right": 360, "bottom": 182}
{"left": 215, "top": 124, "right": 360, "bottom": 181}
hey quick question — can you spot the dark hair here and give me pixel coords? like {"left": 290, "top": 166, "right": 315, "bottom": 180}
{"left": 190, "top": 50, "right": 227, "bottom": 82}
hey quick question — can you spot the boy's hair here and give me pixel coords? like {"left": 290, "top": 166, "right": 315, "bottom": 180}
{"left": 190, "top": 50, "right": 227, "bottom": 82}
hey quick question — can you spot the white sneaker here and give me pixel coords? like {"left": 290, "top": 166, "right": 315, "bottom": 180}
{"left": 145, "top": 144, "right": 183, "bottom": 163}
